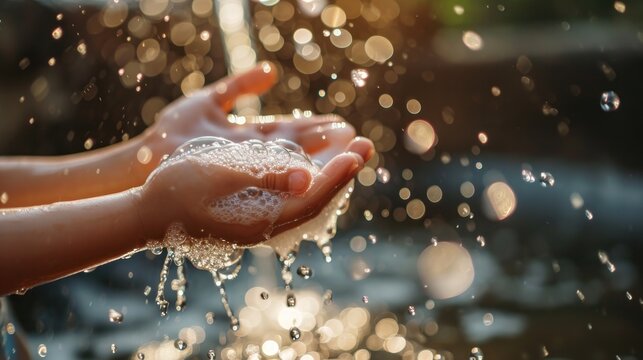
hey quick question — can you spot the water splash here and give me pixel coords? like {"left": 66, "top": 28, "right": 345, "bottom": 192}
{"left": 146, "top": 137, "right": 354, "bottom": 331}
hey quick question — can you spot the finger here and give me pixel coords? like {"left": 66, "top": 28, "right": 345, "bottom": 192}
{"left": 259, "top": 168, "right": 312, "bottom": 194}
{"left": 345, "top": 136, "right": 375, "bottom": 162}
{"left": 297, "top": 124, "right": 351, "bottom": 155}
{"left": 245, "top": 113, "right": 345, "bottom": 136}
{"left": 275, "top": 152, "right": 363, "bottom": 229}
{"left": 297, "top": 122, "right": 356, "bottom": 164}
{"left": 206, "top": 62, "right": 278, "bottom": 112}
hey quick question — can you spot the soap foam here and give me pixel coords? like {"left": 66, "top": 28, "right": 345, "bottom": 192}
{"left": 147, "top": 136, "right": 330, "bottom": 271}
{"left": 146, "top": 136, "right": 354, "bottom": 327}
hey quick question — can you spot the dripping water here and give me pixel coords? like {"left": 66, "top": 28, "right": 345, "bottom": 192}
{"left": 212, "top": 271, "right": 240, "bottom": 331}
{"left": 155, "top": 249, "right": 174, "bottom": 316}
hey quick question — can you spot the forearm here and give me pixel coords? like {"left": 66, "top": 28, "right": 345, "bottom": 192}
{"left": 0, "top": 131, "right": 169, "bottom": 208}
{"left": 0, "top": 188, "right": 147, "bottom": 296}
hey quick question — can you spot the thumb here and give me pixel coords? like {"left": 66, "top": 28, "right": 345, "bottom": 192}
{"left": 260, "top": 168, "right": 312, "bottom": 194}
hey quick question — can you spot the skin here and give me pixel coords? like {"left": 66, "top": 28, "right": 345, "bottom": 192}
{"left": 0, "top": 62, "right": 372, "bottom": 208}
{"left": 0, "top": 63, "right": 375, "bottom": 295}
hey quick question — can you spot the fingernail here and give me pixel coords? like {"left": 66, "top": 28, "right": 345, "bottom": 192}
{"left": 288, "top": 170, "right": 310, "bottom": 193}
{"left": 347, "top": 153, "right": 362, "bottom": 174}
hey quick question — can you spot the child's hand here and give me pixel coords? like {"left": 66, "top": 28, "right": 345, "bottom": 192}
{"left": 137, "top": 148, "right": 363, "bottom": 246}
{"left": 143, "top": 62, "right": 360, "bottom": 165}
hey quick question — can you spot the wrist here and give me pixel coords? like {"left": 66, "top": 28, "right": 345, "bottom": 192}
{"left": 128, "top": 186, "right": 157, "bottom": 247}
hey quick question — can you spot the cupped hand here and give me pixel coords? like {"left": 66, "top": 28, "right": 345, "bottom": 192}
{"left": 138, "top": 155, "right": 315, "bottom": 244}
{"left": 143, "top": 62, "right": 362, "bottom": 165}
{"left": 137, "top": 143, "right": 370, "bottom": 245}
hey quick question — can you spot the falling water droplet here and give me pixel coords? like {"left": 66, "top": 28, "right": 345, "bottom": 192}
{"left": 521, "top": 169, "right": 536, "bottom": 183}
{"left": 576, "top": 289, "right": 585, "bottom": 302}
{"left": 542, "top": 345, "right": 549, "bottom": 357}
{"left": 320, "top": 243, "right": 332, "bottom": 263}
{"left": 368, "top": 234, "right": 377, "bottom": 244}
{"left": 289, "top": 327, "right": 302, "bottom": 341}
{"left": 430, "top": 237, "right": 438, "bottom": 246}
{"left": 585, "top": 209, "right": 594, "bottom": 220}
{"left": 286, "top": 293, "right": 297, "bottom": 307}
{"left": 260, "top": 291, "right": 270, "bottom": 300}
{"left": 476, "top": 235, "right": 486, "bottom": 247}
{"left": 296, "top": 265, "right": 313, "bottom": 279}
{"left": 598, "top": 250, "right": 616, "bottom": 272}
{"left": 38, "top": 344, "right": 47, "bottom": 358}
{"left": 137, "top": 353, "right": 145, "bottom": 359}
{"left": 600, "top": 91, "right": 620, "bottom": 112}
{"left": 51, "top": 27, "right": 63, "bottom": 40}
{"left": 322, "top": 289, "right": 333, "bottom": 304}
{"left": 469, "top": 347, "right": 484, "bottom": 360}
{"left": 376, "top": 168, "right": 391, "bottom": 184}
{"left": 462, "top": 31, "right": 484, "bottom": 50}
{"left": 111, "top": 344, "right": 117, "bottom": 354}
{"left": 351, "top": 69, "right": 369, "bottom": 87}
{"left": 205, "top": 311, "right": 215, "bottom": 325}
{"left": 539, "top": 172, "right": 555, "bottom": 187}
{"left": 230, "top": 316, "right": 240, "bottom": 331}
{"left": 143, "top": 286, "right": 151, "bottom": 296}
{"left": 108, "top": 309, "right": 123, "bottom": 323}
{"left": 174, "top": 339, "right": 187, "bottom": 351}
{"left": 408, "top": 306, "right": 416, "bottom": 316}
{"left": 208, "top": 350, "right": 217, "bottom": 360}
{"left": 362, "top": 295, "right": 369, "bottom": 303}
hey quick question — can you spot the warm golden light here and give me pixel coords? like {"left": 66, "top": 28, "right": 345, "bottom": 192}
{"left": 405, "top": 120, "right": 436, "bottom": 154}
{"left": 417, "top": 242, "right": 475, "bottom": 299}
{"left": 483, "top": 181, "right": 517, "bottom": 221}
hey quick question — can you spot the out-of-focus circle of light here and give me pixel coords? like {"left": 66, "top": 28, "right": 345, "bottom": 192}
{"left": 321, "top": 5, "right": 347, "bottom": 28}
{"left": 462, "top": 30, "right": 483, "bottom": 51}
{"left": 404, "top": 120, "right": 436, "bottom": 154}
{"left": 417, "top": 242, "right": 475, "bottom": 299}
{"left": 364, "top": 35, "right": 394, "bottom": 63}
{"left": 483, "top": 181, "right": 517, "bottom": 220}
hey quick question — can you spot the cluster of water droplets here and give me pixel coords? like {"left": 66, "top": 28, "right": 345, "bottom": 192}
{"left": 145, "top": 136, "right": 354, "bottom": 332}
{"left": 521, "top": 168, "right": 556, "bottom": 187}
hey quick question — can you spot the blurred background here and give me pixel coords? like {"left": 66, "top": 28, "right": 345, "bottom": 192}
{"left": 1, "top": 0, "right": 642, "bottom": 359}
